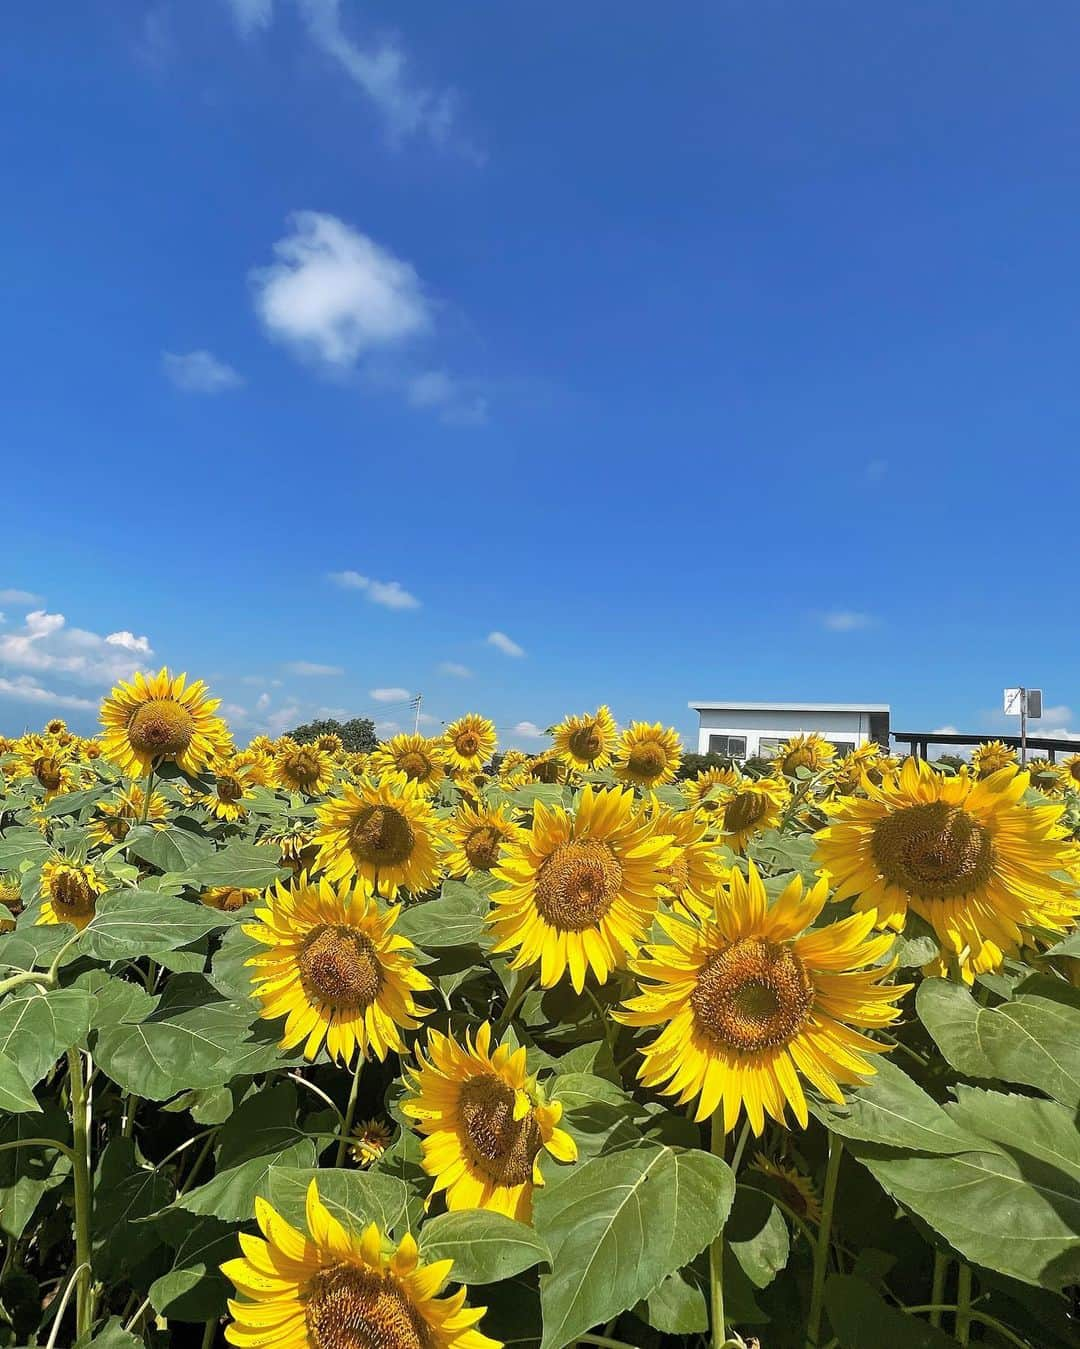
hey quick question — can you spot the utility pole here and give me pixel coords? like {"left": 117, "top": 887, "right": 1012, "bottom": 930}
{"left": 412, "top": 693, "right": 422, "bottom": 735}
{"left": 1020, "top": 686, "right": 1027, "bottom": 768}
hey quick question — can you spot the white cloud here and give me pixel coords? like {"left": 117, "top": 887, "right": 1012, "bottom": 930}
{"left": 264, "top": 703, "right": 302, "bottom": 735}
{"left": 106, "top": 630, "right": 152, "bottom": 655}
{"left": 252, "top": 213, "right": 430, "bottom": 367}
{"left": 370, "top": 687, "right": 410, "bottom": 702}
{"left": 375, "top": 718, "right": 401, "bottom": 737}
{"left": 932, "top": 725, "right": 958, "bottom": 735}
{"left": 407, "top": 370, "right": 488, "bottom": 426}
{"left": 1033, "top": 704, "right": 1073, "bottom": 725}
{"left": 0, "top": 589, "right": 42, "bottom": 605}
{"left": 0, "top": 675, "right": 97, "bottom": 712}
{"left": 222, "top": 702, "right": 251, "bottom": 725}
{"left": 256, "top": 692, "right": 272, "bottom": 711}
{"left": 328, "top": 572, "right": 420, "bottom": 610}
{"left": 510, "top": 721, "right": 545, "bottom": 740}
{"left": 283, "top": 660, "right": 344, "bottom": 676}
{"left": 820, "top": 611, "right": 874, "bottom": 632}
{"left": 162, "top": 350, "right": 244, "bottom": 394}
{"left": 223, "top": 0, "right": 273, "bottom": 35}
{"left": 438, "top": 661, "right": 471, "bottom": 678}
{"left": 0, "top": 610, "right": 153, "bottom": 686}
{"left": 487, "top": 631, "right": 525, "bottom": 658}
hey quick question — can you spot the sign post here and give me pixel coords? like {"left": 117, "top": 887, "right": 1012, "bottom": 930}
{"left": 1003, "top": 688, "right": 1042, "bottom": 767}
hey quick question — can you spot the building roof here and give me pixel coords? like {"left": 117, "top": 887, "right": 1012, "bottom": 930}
{"left": 688, "top": 701, "right": 890, "bottom": 714}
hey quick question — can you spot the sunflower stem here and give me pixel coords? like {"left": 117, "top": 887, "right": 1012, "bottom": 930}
{"left": 335, "top": 1058, "right": 365, "bottom": 1167}
{"left": 494, "top": 967, "right": 534, "bottom": 1036}
{"left": 929, "top": 1250, "right": 948, "bottom": 1328}
{"left": 139, "top": 764, "right": 156, "bottom": 825}
{"left": 66, "top": 1048, "right": 93, "bottom": 1339}
{"left": 708, "top": 1109, "right": 727, "bottom": 1348}
{"left": 955, "top": 1263, "right": 973, "bottom": 1345}
{"left": 201, "top": 1316, "right": 218, "bottom": 1349}
{"left": 0, "top": 929, "right": 83, "bottom": 998}
{"left": 806, "top": 1133, "right": 843, "bottom": 1349}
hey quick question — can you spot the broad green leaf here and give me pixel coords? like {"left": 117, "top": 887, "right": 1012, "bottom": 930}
{"left": 0, "top": 922, "right": 81, "bottom": 973}
{"left": 506, "top": 784, "right": 567, "bottom": 811}
{"left": 77, "top": 971, "right": 157, "bottom": 1028}
{"left": 93, "top": 1138, "right": 173, "bottom": 1281}
{"left": 726, "top": 1186, "right": 789, "bottom": 1290}
{"left": 0, "top": 827, "right": 50, "bottom": 870}
{"left": 185, "top": 840, "right": 287, "bottom": 890}
{"left": 396, "top": 889, "right": 488, "bottom": 947}
{"left": 947, "top": 1086, "right": 1080, "bottom": 1187}
{"left": 149, "top": 1214, "right": 235, "bottom": 1322}
{"left": 0, "top": 987, "right": 95, "bottom": 1086}
{"left": 267, "top": 1167, "right": 411, "bottom": 1236}
{"left": 41, "top": 784, "right": 115, "bottom": 818}
{"left": 641, "top": 1267, "right": 708, "bottom": 1336}
{"left": 75, "top": 1317, "right": 143, "bottom": 1348}
{"left": 208, "top": 921, "right": 263, "bottom": 1003}
{"left": 0, "top": 1104, "right": 71, "bottom": 1239}
{"left": 419, "top": 1211, "right": 549, "bottom": 1284}
{"left": 825, "top": 1274, "right": 956, "bottom": 1348}
{"left": 83, "top": 890, "right": 235, "bottom": 960}
{"left": 0, "top": 1051, "right": 41, "bottom": 1112}
{"left": 810, "top": 1056, "right": 973, "bottom": 1153}
{"left": 1047, "top": 929, "right": 1080, "bottom": 957}
{"left": 126, "top": 823, "right": 212, "bottom": 873}
{"left": 176, "top": 1138, "right": 317, "bottom": 1220}
{"left": 533, "top": 1143, "right": 734, "bottom": 1349}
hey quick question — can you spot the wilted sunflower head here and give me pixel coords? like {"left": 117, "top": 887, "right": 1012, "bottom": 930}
{"left": 0, "top": 873, "right": 23, "bottom": 932}
{"left": 38, "top": 858, "right": 106, "bottom": 932}
{"left": 527, "top": 752, "right": 565, "bottom": 785}
{"left": 971, "top": 740, "right": 1018, "bottom": 779}
{"left": 261, "top": 823, "right": 319, "bottom": 872}
{"left": 100, "top": 667, "right": 233, "bottom": 778}
{"left": 750, "top": 1152, "right": 822, "bottom": 1224}
{"left": 552, "top": 706, "right": 618, "bottom": 771}
{"left": 274, "top": 742, "right": 334, "bottom": 797}
{"left": 201, "top": 886, "right": 258, "bottom": 912}
{"left": 613, "top": 721, "right": 682, "bottom": 788}
{"left": 773, "top": 733, "right": 836, "bottom": 778}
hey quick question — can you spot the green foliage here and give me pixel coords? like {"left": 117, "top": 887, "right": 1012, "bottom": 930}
{"left": 287, "top": 715, "right": 377, "bottom": 753}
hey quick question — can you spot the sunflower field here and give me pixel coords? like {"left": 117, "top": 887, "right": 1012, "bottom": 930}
{"left": 0, "top": 678, "right": 1078, "bottom": 1349}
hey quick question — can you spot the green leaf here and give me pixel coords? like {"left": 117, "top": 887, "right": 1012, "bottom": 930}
{"left": 396, "top": 888, "right": 488, "bottom": 947}
{"left": 726, "top": 1186, "right": 789, "bottom": 1290}
{"left": 177, "top": 1139, "right": 317, "bottom": 1221}
{"left": 825, "top": 1274, "right": 957, "bottom": 1348}
{"left": 126, "top": 823, "right": 212, "bottom": 873}
{"left": 641, "top": 1266, "right": 708, "bottom": 1336}
{"left": 149, "top": 1215, "right": 235, "bottom": 1322}
{"left": 533, "top": 1143, "right": 735, "bottom": 1349}
{"left": 810, "top": 1056, "right": 973, "bottom": 1153}
{"left": 74, "top": 1317, "right": 144, "bottom": 1348}
{"left": 83, "top": 890, "right": 235, "bottom": 960}
{"left": 0, "top": 1051, "right": 41, "bottom": 1112}
{"left": 419, "top": 1210, "right": 549, "bottom": 1284}
{"left": 78, "top": 971, "right": 156, "bottom": 1029}
{"left": 265, "top": 1167, "right": 410, "bottom": 1237}
{"left": 185, "top": 840, "right": 287, "bottom": 890}
{"left": 0, "top": 922, "right": 82, "bottom": 972}
{"left": 506, "top": 784, "right": 566, "bottom": 811}
{"left": 0, "top": 827, "right": 50, "bottom": 870}
{"left": 41, "top": 784, "right": 116, "bottom": 818}
{"left": 0, "top": 1105, "right": 71, "bottom": 1239}
{"left": 93, "top": 1138, "right": 173, "bottom": 1281}
{"left": 0, "top": 987, "right": 95, "bottom": 1086}
{"left": 947, "top": 1085, "right": 1080, "bottom": 1188}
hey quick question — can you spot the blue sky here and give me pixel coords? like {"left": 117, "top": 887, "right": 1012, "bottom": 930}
{"left": 2, "top": 2, "right": 1080, "bottom": 748}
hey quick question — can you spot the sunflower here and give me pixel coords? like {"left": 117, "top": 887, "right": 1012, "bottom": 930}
{"left": 971, "top": 740, "right": 1017, "bottom": 779}
{"left": 345, "top": 751, "right": 371, "bottom": 778}
{"left": 827, "top": 742, "right": 884, "bottom": 798}
{"left": 403, "top": 1023, "right": 576, "bottom": 1222}
{"left": 245, "top": 873, "right": 431, "bottom": 1062}
{"left": 232, "top": 746, "right": 274, "bottom": 786}
{"left": 316, "top": 732, "right": 344, "bottom": 756}
{"left": 79, "top": 738, "right": 103, "bottom": 761}
{"left": 313, "top": 775, "right": 447, "bottom": 901}
{"left": 613, "top": 721, "right": 682, "bottom": 788}
{"left": 526, "top": 752, "right": 565, "bottom": 785}
{"left": 498, "top": 750, "right": 529, "bottom": 779}
{"left": 551, "top": 705, "right": 618, "bottom": 772}
{"left": 616, "top": 865, "right": 907, "bottom": 1132}
{"left": 0, "top": 874, "right": 23, "bottom": 932}
{"left": 202, "top": 886, "right": 259, "bottom": 912}
{"left": 221, "top": 1180, "right": 500, "bottom": 1349}
{"left": 711, "top": 775, "right": 791, "bottom": 853}
{"left": 815, "top": 758, "right": 1080, "bottom": 981}
{"left": 1058, "top": 754, "right": 1080, "bottom": 793}
{"left": 274, "top": 742, "right": 335, "bottom": 797}
{"left": 87, "top": 784, "right": 169, "bottom": 847}
{"left": 647, "top": 803, "right": 727, "bottom": 917}
{"left": 15, "top": 738, "right": 79, "bottom": 801}
{"left": 772, "top": 733, "right": 836, "bottom": 778}
{"left": 444, "top": 801, "right": 523, "bottom": 878}
{"left": 247, "top": 735, "right": 276, "bottom": 755}
{"left": 371, "top": 734, "right": 448, "bottom": 795}
{"left": 100, "top": 668, "right": 233, "bottom": 778}
{"left": 37, "top": 858, "right": 106, "bottom": 932}
{"left": 749, "top": 1152, "right": 822, "bottom": 1224}
{"left": 201, "top": 754, "right": 261, "bottom": 822}
{"left": 45, "top": 718, "right": 67, "bottom": 737}
{"left": 681, "top": 766, "right": 740, "bottom": 819}
{"left": 350, "top": 1118, "right": 394, "bottom": 1169}
{"left": 488, "top": 785, "right": 673, "bottom": 992}
{"left": 442, "top": 715, "right": 497, "bottom": 774}
{"left": 1027, "top": 758, "right": 1064, "bottom": 796}
{"left": 261, "top": 824, "right": 320, "bottom": 874}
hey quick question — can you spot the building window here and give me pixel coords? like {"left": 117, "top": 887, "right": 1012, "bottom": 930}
{"left": 831, "top": 741, "right": 855, "bottom": 758}
{"left": 708, "top": 735, "right": 747, "bottom": 758}
{"left": 758, "top": 737, "right": 784, "bottom": 757}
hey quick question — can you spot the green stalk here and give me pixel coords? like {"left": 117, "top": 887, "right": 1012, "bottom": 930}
{"left": 0, "top": 930, "right": 83, "bottom": 998}
{"left": 494, "top": 967, "right": 534, "bottom": 1036}
{"left": 929, "top": 1250, "right": 948, "bottom": 1329}
{"left": 955, "top": 1263, "right": 973, "bottom": 1345}
{"left": 334, "top": 1059, "right": 364, "bottom": 1167}
{"left": 139, "top": 764, "right": 156, "bottom": 825}
{"left": 806, "top": 1134, "right": 843, "bottom": 1349}
{"left": 709, "top": 1109, "right": 726, "bottom": 1348}
{"left": 66, "top": 1048, "right": 93, "bottom": 1339}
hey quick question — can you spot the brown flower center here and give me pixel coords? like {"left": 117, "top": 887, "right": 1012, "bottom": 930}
{"left": 127, "top": 700, "right": 195, "bottom": 759}
{"left": 283, "top": 749, "right": 324, "bottom": 792}
{"left": 568, "top": 724, "right": 603, "bottom": 762}
{"left": 348, "top": 806, "right": 416, "bottom": 868}
{"left": 531, "top": 758, "right": 560, "bottom": 784}
{"left": 723, "top": 790, "right": 768, "bottom": 835}
{"left": 298, "top": 925, "right": 383, "bottom": 1010}
{"left": 397, "top": 752, "right": 431, "bottom": 781}
{"left": 870, "top": 801, "right": 994, "bottom": 899}
{"left": 458, "top": 1072, "right": 543, "bottom": 1187}
{"left": 35, "top": 757, "right": 65, "bottom": 791}
{"left": 464, "top": 825, "right": 504, "bottom": 870}
{"left": 216, "top": 774, "right": 243, "bottom": 803}
{"left": 454, "top": 731, "right": 480, "bottom": 758}
{"left": 626, "top": 742, "right": 667, "bottom": 780}
{"left": 49, "top": 869, "right": 97, "bottom": 917}
{"left": 304, "top": 1264, "right": 433, "bottom": 1349}
{"left": 692, "top": 937, "right": 814, "bottom": 1053}
{"left": 782, "top": 748, "right": 814, "bottom": 774}
{"left": 534, "top": 840, "right": 622, "bottom": 931}
{"left": 206, "top": 887, "right": 250, "bottom": 912}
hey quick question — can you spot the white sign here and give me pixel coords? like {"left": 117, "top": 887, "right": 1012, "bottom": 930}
{"left": 1003, "top": 688, "right": 1023, "bottom": 715}
{"left": 1003, "top": 688, "right": 1043, "bottom": 717}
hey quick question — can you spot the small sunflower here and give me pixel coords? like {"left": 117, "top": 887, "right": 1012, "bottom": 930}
{"left": 87, "top": 784, "right": 169, "bottom": 847}
{"left": 316, "top": 732, "right": 344, "bottom": 756}
{"left": 345, "top": 751, "right": 371, "bottom": 778}
{"left": 245, "top": 873, "right": 431, "bottom": 1062}
{"left": 444, "top": 801, "right": 524, "bottom": 878}
{"left": 617, "top": 865, "right": 907, "bottom": 1132}
{"left": 971, "top": 740, "right": 1018, "bottom": 779}
{"left": 827, "top": 742, "right": 885, "bottom": 798}
{"left": 45, "top": 718, "right": 67, "bottom": 737}
{"left": 488, "top": 785, "right": 673, "bottom": 992}
{"left": 1058, "top": 754, "right": 1080, "bottom": 793}
{"left": 0, "top": 874, "right": 23, "bottom": 932}
{"left": 403, "top": 1022, "right": 577, "bottom": 1222}
{"left": 551, "top": 705, "right": 618, "bottom": 772}
{"left": 200, "top": 754, "right": 261, "bottom": 822}
{"left": 274, "top": 742, "right": 335, "bottom": 797}
{"left": 750, "top": 1152, "right": 822, "bottom": 1224}
{"left": 526, "top": 751, "right": 566, "bottom": 785}
{"left": 613, "top": 722, "right": 682, "bottom": 788}
{"left": 681, "top": 766, "right": 741, "bottom": 819}
{"left": 261, "top": 823, "right": 319, "bottom": 874}
{"left": 773, "top": 733, "right": 836, "bottom": 778}
{"left": 313, "top": 774, "right": 447, "bottom": 900}
{"left": 648, "top": 802, "right": 727, "bottom": 917}
{"left": 815, "top": 758, "right": 1080, "bottom": 981}
{"left": 1028, "top": 758, "right": 1064, "bottom": 796}
{"left": 371, "top": 734, "right": 448, "bottom": 795}
{"left": 711, "top": 775, "right": 791, "bottom": 853}
{"left": 202, "top": 886, "right": 259, "bottom": 912}
{"left": 79, "top": 738, "right": 103, "bottom": 761}
{"left": 442, "top": 715, "right": 497, "bottom": 775}
{"left": 38, "top": 858, "right": 106, "bottom": 932}
{"left": 221, "top": 1181, "right": 500, "bottom": 1349}
{"left": 15, "top": 738, "right": 79, "bottom": 801}
{"left": 100, "top": 668, "right": 233, "bottom": 778}
{"left": 350, "top": 1118, "right": 394, "bottom": 1169}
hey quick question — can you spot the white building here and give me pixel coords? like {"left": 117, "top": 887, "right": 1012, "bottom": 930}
{"left": 688, "top": 701, "right": 891, "bottom": 761}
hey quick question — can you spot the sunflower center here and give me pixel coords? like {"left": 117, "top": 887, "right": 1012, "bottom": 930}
{"left": 723, "top": 791, "right": 767, "bottom": 834}
{"left": 298, "top": 925, "right": 383, "bottom": 1010}
{"left": 349, "top": 806, "right": 416, "bottom": 867}
{"left": 532, "top": 759, "right": 561, "bottom": 784}
{"left": 661, "top": 850, "right": 690, "bottom": 897}
{"left": 870, "top": 802, "right": 994, "bottom": 899}
{"left": 464, "top": 825, "right": 503, "bottom": 870}
{"left": 35, "top": 757, "right": 64, "bottom": 791}
{"left": 627, "top": 742, "right": 667, "bottom": 779}
{"left": 304, "top": 1264, "right": 433, "bottom": 1349}
{"left": 50, "top": 870, "right": 97, "bottom": 917}
{"left": 398, "top": 752, "right": 430, "bottom": 781}
{"left": 692, "top": 937, "right": 814, "bottom": 1053}
{"left": 782, "top": 748, "right": 813, "bottom": 774}
{"left": 454, "top": 732, "right": 480, "bottom": 758}
{"left": 127, "top": 700, "right": 195, "bottom": 758}
{"left": 285, "top": 750, "right": 323, "bottom": 791}
{"left": 568, "top": 725, "right": 603, "bottom": 761}
{"left": 458, "top": 1072, "right": 543, "bottom": 1186}
{"left": 216, "top": 774, "right": 243, "bottom": 802}
{"left": 534, "top": 840, "right": 622, "bottom": 931}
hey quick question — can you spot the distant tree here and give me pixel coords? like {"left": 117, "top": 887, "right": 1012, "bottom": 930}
{"left": 287, "top": 717, "right": 378, "bottom": 754}
{"left": 675, "top": 752, "right": 736, "bottom": 781}
{"left": 932, "top": 753, "right": 966, "bottom": 774}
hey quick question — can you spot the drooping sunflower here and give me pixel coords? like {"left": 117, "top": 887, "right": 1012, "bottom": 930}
{"left": 815, "top": 758, "right": 1080, "bottom": 981}
{"left": 971, "top": 739, "right": 1017, "bottom": 779}
{"left": 403, "top": 1022, "right": 576, "bottom": 1222}
{"left": 551, "top": 705, "right": 618, "bottom": 772}
{"left": 826, "top": 742, "right": 884, "bottom": 798}
{"left": 200, "top": 754, "right": 261, "bottom": 822}
{"left": 202, "top": 886, "right": 259, "bottom": 912}
{"left": 221, "top": 1181, "right": 500, "bottom": 1349}
{"left": 681, "top": 766, "right": 740, "bottom": 819}
{"left": 648, "top": 802, "right": 727, "bottom": 917}
{"left": 772, "top": 733, "right": 836, "bottom": 778}
{"left": 749, "top": 1152, "right": 822, "bottom": 1224}
{"left": 260, "top": 823, "right": 319, "bottom": 874}
{"left": 100, "top": 668, "right": 233, "bottom": 778}
{"left": 616, "top": 864, "right": 907, "bottom": 1132}
{"left": 711, "top": 775, "right": 791, "bottom": 853}
{"left": 274, "top": 741, "right": 335, "bottom": 797}
{"left": 526, "top": 751, "right": 566, "bottom": 785}
{"left": 444, "top": 801, "right": 524, "bottom": 878}
{"left": 488, "top": 785, "right": 673, "bottom": 992}
{"left": 313, "top": 774, "right": 447, "bottom": 900}
{"left": 87, "top": 783, "right": 169, "bottom": 847}
{"left": 350, "top": 1118, "right": 394, "bottom": 1169}
{"left": 1058, "top": 754, "right": 1080, "bottom": 794}
{"left": 245, "top": 873, "right": 432, "bottom": 1063}
{"left": 1027, "top": 758, "right": 1065, "bottom": 796}
{"left": 613, "top": 721, "right": 682, "bottom": 788}
{"left": 370, "top": 734, "right": 448, "bottom": 795}
{"left": 442, "top": 714, "right": 497, "bottom": 775}
{"left": 37, "top": 858, "right": 106, "bottom": 932}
